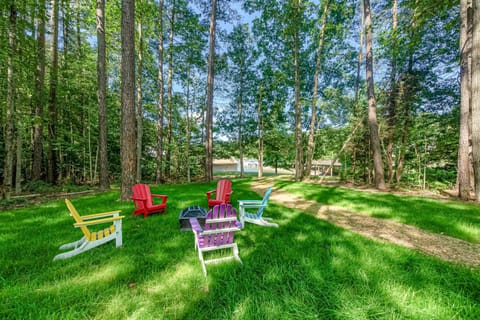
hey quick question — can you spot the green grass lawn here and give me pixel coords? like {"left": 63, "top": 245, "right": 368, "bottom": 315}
{"left": 1, "top": 179, "right": 479, "bottom": 319}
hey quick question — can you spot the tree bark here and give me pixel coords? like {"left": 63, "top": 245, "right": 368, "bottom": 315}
{"left": 32, "top": 0, "right": 46, "bottom": 182}
{"left": 136, "top": 20, "right": 144, "bottom": 183}
{"left": 305, "top": 0, "right": 329, "bottom": 179}
{"left": 385, "top": 0, "right": 398, "bottom": 183}
{"left": 166, "top": 2, "right": 175, "bottom": 180}
{"left": 293, "top": 0, "right": 303, "bottom": 181}
{"left": 471, "top": 0, "right": 480, "bottom": 201}
{"left": 363, "top": 0, "right": 386, "bottom": 190}
{"left": 97, "top": 0, "right": 109, "bottom": 190}
{"left": 156, "top": 0, "right": 165, "bottom": 184}
{"left": 205, "top": 0, "right": 217, "bottom": 182}
{"left": 120, "top": 0, "right": 136, "bottom": 200}
{"left": 48, "top": 0, "right": 59, "bottom": 185}
{"left": 257, "top": 85, "right": 264, "bottom": 179}
{"left": 3, "top": 3, "right": 17, "bottom": 199}
{"left": 458, "top": 0, "right": 473, "bottom": 200}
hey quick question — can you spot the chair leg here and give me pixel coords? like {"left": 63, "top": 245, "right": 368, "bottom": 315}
{"left": 198, "top": 249, "right": 207, "bottom": 277}
{"left": 115, "top": 220, "right": 123, "bottom": 247}
{"left": 58, "top": 236, "right": 86, "bottom": 250}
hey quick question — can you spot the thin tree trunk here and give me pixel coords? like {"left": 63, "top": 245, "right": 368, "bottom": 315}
{"left": 186, "top": 65, "right": 192, "bottom": 183}
{"left": 205, "top": 0, "right": 217, "bottom": 182}
{"left": 32, "top": 0, "right": 46, "bottom": 181}
{"left": 3, "top": 2, "right": 17, "bottom": 199}
{"left": 471, "top": 0, "right": 480, "bottom": 201}
{"left": 156, "top": 0, "right": 165, "bottom": 184}
{"left": 294, "top": 0, "right": 303, "bottom": 181}
{"left": 97, "top": 0, "right": 109, "bottom": 190}
{"left": 166, "top": 3, "right": 175, "bottom": 180}
{"left": 363, "top": 0, "right": 386, "bottom": 190}
{"left": 238, "top": 95, "right": 244, "bottom": 178}
{"left": 48, "top": 0, "right": 59, "bottom": 184}
{"left": 306, "top": 0, "right": 329, "bottom": 179}
{"left": 120, "top": 0, "right": 136, "bottom": 200}
{"left": 458, "top": 0, "right": 473, "bottom": 199}
{"left": 15, "top": 132, "right": 22, "bottom": 194}
{"left": 386, "top": 0, "right": 398, "bottom": 183}
{"left": 257, "top": 85, "right": 264, "bottom": 178}
{"left": 136, "top": 20, "right": 144, "bottom": 183}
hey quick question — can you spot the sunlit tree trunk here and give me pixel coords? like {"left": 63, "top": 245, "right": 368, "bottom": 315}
{"left": 363, "top": 0, "right": 386, "bottom": 190}
{"left": 166, "top": 2, "right": 175, "bottom": 180}
{"left": 293, "top": 0, "right": 303, "bottom": 181}
{"left": 257, "top": 85, "right": 264, "bottom": 179}
{"left": 156, "top": 0, "right": 165, "bottom": 184}
{"left": 120, "top": 0, "right": 136, "bottom": 200}
{"left": 97, "top": 0, "right": 109, "bottom": 190}
{"left": 205, "top": 0, "right": 217, "bottom": 182}
{"left": 471, "top": 0, "right": 480, "bottom": 201}
{"left": 48, "top": 0, "right": 59, "bottom": 184}
{"left": 306, "top": 0, "right": 329, "bottom": 179}
{"left": 136, "top": 20, "right": 144, "bottom": 183}
{"left": 458, "top": 0, "right": 473, "bottom": 200}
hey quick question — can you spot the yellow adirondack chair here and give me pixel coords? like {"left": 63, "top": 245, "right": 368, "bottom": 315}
{"left": 53, "top": 199, "right": 125, "bottom": 261}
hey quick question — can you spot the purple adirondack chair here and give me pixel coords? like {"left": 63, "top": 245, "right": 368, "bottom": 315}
{"left": 189, "top": 204, "right": 242, "bottom": 276}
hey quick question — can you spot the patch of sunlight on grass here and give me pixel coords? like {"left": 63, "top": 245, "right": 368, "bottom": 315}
{"left": 39, "top": 263, "right": 129, "bottom": 294}
{"left": 458, "top": 223, "right": 480, "bottom": 240}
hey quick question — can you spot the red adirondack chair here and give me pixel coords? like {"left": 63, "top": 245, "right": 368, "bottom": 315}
{"left": 131, "top": 184, "right": 168, "bottom": 218}
{"left": 206, "top": 179, "right": 233, "bottom": 208}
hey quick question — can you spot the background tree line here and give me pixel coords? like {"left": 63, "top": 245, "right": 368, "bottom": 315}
{"left": 1, "top": 0, "right": 478, "bottom": 201}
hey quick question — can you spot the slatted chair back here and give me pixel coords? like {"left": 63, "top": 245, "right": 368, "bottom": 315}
{"left": 215, "top": 179, "right": 232, "bottom": 201}
{"left": 201, "top": 204, "right": 238, "bottom": 248}
{"left": 132, "top": 184, "right": 148, "bottom": 211}
{"left": 65, "top": 199, "right": 91, "bottom": 240}
{"left": 257, "top": 187, "right": 272, "bottom": 216}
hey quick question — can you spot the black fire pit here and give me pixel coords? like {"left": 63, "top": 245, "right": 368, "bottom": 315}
{"left": 179, "top": 206, "right": 207, "bottom": 231}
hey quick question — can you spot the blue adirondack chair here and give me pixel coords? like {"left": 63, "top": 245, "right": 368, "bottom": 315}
{"left": 190, "top": 204, "right": 242, "bottom": 276}
{"left": 238, "top": 187, "right": 277, "bottom": 228}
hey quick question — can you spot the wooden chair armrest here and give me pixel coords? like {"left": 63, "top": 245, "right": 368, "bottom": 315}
{"left": 74, "top": 215, "right": 125, "bottom": 227}
{"left": 238, "top": 200, "right": 263, "bottom": 205}
{"left": 206, "top": 190, "right": 216, "bottom": 200}
{"left": 81, "top": 211, "right": 122, "bottom": 220}
{"left": 240, "top": 203, "right": 267, "bottom": 209}
{"left": 151, "top": 194, "right": 168, "bottom": 203}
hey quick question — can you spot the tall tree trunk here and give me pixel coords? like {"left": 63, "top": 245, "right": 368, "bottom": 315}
{"left": 97, "top": 0, "right": 109, "bottom": 190}
{"left": 156, "top": 0, "right": 165, "bottom": 184}
{"left": 166, "top": 2, "right": 175, "bottom": 180}
{"left": 293, "top": 0, "right": 303, "bottom": 181}
{"left": 305, "top": 0, "right": 329, "bottom": 179}
{"left": 47, "top": 0, "right": 59, "bottom": 184}
{"left": 352, "top": 1, "right": 365, "bottom": 184}
{"left": 15, "top": 132, "right": 22, "bottom": 194}
{"left": 257, "top": 85, "right": 264, "bottom": 178}
{"left": 238, "top": 95, "right": 244, "bottom": 178}
{"left": 363, "top": 0, "right": 386, "bottom": 190}
{"left": 385, "top": 0, "right": 398, "bottom": 183}
{"left": 120, "top": 0, "right": 136, "bottom": 200}
{"left": 205, "top": 0, "right": 217, "bottom": 182}
{"left": 185, "top": 65, "right": 192, "bottom": 183}
{"left": 136, "top": 20, "right": 144, "bottom": 183}
{"left": 3, "top": 2, "right": 17, "bottom": 199}
{"left": 458, "top": 0, "right": 473, "bottom": 200}
{"left": 471, "top": 0, "right": 480, "bottom": 201}
{"left": 32, "top": 0, "right": 46, "bottom": 181}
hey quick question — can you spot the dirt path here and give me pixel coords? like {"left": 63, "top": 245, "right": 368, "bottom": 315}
{"left": 251, "top": 179, "right": 480, "bottom": 268}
